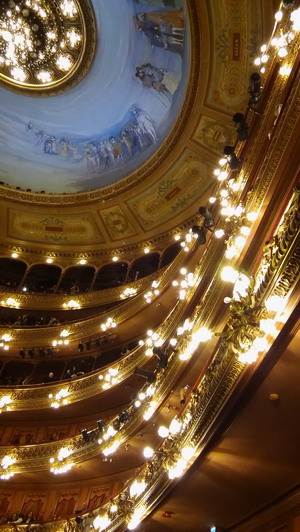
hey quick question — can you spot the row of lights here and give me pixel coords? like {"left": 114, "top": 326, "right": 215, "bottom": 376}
{"left": 0, "top": 269, "right": 286, "bottom": 475}
{"left": 0, "top": 333, "right": 11, "bottom": 352}
{"left": 254, "top": 5, "right": 300, "bottom": 75}
{"left": 9, "top": 250, "right": 157, "bottom": 265}
{"left": 89, "top": 161, "right": 294, "bottom": 529}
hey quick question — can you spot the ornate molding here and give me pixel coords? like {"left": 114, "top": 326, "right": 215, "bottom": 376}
{"left": 0, "top": 245, "right": 191, "bottom": 349}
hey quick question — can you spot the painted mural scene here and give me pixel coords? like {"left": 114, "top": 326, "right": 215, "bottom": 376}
{"left": 0, "top": 0, "right": 188, "bottom": 193}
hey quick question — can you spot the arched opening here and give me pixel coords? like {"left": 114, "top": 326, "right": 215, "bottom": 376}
{"left": 58, "top": 266, "right": 95, "bottom": 293}
{"left": 0, "top": 258, "right": 27, "bottom": 290}
{"left": 63, "top": 357, "right": 95, "bottom": 379}
{"left": 160, "top": 242, "right": 181, "bottom": 268}
{"left": 22, "top": 264, "right": 61, "bottom": 293}
{"left": 94, "top": 348, "right": 122, "bottom": 370}
{"left": 31, "top": 360, "right": 65, "bottom": 384}
{"left": 0, "top": 361, "right": 34, "bottom": 386}
{"left": 93, "top": 262, "right": 128, "bottom": 290}
{"left": 128, "top": 252, "right": 160, "bottom": 280}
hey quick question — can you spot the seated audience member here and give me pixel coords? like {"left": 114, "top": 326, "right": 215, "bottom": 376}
{"left": 7, "top": 513, "right": 24, "bottom": 524}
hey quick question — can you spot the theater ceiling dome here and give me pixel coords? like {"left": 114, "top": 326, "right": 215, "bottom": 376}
{"left": 0, "top": 0, "right": 189, "bottom": 194}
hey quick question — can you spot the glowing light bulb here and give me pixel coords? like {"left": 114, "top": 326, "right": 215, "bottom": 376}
{"left": 278, "top": 47, "right": 288, "bottom": 57}
{"left": 246, "top": 211, "right": 258, "bottom": 222}
{"left": 253, "top": 337, "right": 269, "bottom": 352}
{"left": 291, "top": 7, "right": 300, "bottom": 31}
{"left": 169, "top": 418, "right": 182, "bottom": 435}
{"left": 181, "top": 446, "right": 195, "bottom": 461}
{"left": 221, "top": 266, "right": 239, "bottom": 283}
{"left": 218, "top": 170, "right": 228, "bottom": 181}
{"left": 238, "top": 349, "right": 258, "bottom": 364}
{"left": 265, "top": 295, "right": 284, "bottom": 312}
{"left": 279, "top": 65, "right": 292, "bottom": 76}
{"left": 260, "top": 319, "right": 277, "bottom": 335}
{"left": 143, "top": 446, "right": 154, "bottom": 458}
{"left": 240, "top": 226, "right": 251, "bottom": 236}
{"left": 158, "top": 426, "right": 169, "bottom": 438}
{"left": 225, "top": 247, "right": 238, "bottom": 259}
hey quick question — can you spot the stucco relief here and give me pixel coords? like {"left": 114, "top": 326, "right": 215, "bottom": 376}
{"left": 193, "top": 116, "right": 236, "bottom": 154}
{"left": 87, "top": 486, "right": 113, "bottom": 512}
{"left": 206, "top": 0, "right": 262, "bottom": 111}
{"left": 126, "top": 150, "right": 214, "bottom": 229}
{"left": 98, "top": 205, "right": 137, "bottom": 240}
{"left": 8, "top": 210, "right": 103, "bottom": 244}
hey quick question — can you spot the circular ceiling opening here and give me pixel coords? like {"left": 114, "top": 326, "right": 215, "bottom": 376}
{"left": 0, "top": 0, "right": 96, "bottom": 96}
{"left": 0, "top": 0, "right": 189, "bottom": 194}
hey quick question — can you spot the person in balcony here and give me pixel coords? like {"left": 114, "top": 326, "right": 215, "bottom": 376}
{"left": 7, "top": 513, "right": 24, "bottom": 524}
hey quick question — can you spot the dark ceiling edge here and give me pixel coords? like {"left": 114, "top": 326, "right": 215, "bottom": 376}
{"left": 146, "top": 301, "right": 300, "bottom": 526}
{"left": 227, "top": 481, "right": 300, "bottom": 531}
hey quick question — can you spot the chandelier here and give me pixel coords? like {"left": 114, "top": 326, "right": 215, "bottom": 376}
{"left": 0, "top": 0, "right": 96, "bottom": 96}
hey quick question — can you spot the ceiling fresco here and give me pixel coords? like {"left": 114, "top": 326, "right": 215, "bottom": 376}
{"left": 0, "top": 0, "right": 189, "bottom": 194}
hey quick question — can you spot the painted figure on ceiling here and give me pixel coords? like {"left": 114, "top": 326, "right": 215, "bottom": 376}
{"left": 131, "top": 108, "right": 158, "bottom": 144}
{"left": 133, "top": 0, "right": 182, "bottom": 8}
{"left": 135, "top": 9, "right": 184, "bottom": 54}
{"left": 135, "top": 62, "right": 180, "bottom": 96}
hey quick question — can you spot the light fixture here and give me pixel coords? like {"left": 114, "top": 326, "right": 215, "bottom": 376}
{"left": 278, "top": 47, "right": 288, "bottom": 57}
{"left": 127, "top": 507, "right": 146, "bottom": 530}
{"left": 79, "top": 259, "right": 87, "bottom": 265}
{"left": 158, "top": 426, "right": 169, "bottom": 438}
{"left": 246, "top": 211, "right": 258, "bottom": 222}
{"left": 181, "top": 446, "right": 195, "bottom": 461}
{"left": 265, "top": 295, "right": 285, "bottom": 312}
{"left": 221, "top": 266, "right": 239, "bottom": 283}
{"left": 218, "top": 170, "right": 228, "bottom": 181}
{"left": 46, "top": 258, "right": 53, "bottom": 264}
{"left": 291, "top": 7, "right": 300, "bottom": 31}
{"left": 112, "top": 256, "right": 118, "bottom": 262}
{"left": 238, "top": 349, "right": 258, "bottom": 364}
{"left": 260, "top": 319, "right": 277, "bottom": 335}
{"left": 0, "top": 0, "right": 96, "bottom": 96}
{"left": 215, "top": 229, "right": 225, "bottom": 238}
{"left": 93, "top": 515, "right": 111, "bottom": 531}
{"left": 129, "top": 480, "right": 146, "bottom": 498}
{"left": 279, "top": 64, "right": 292, "bottom": 76}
